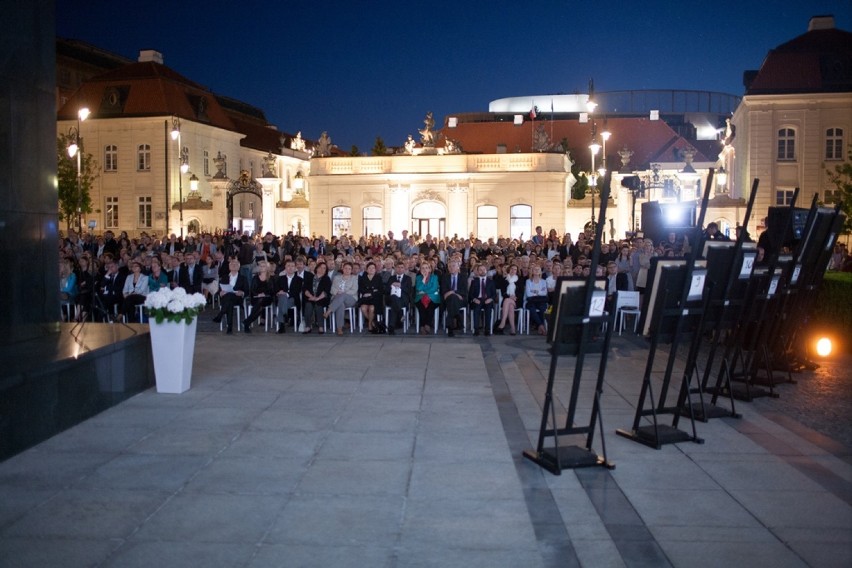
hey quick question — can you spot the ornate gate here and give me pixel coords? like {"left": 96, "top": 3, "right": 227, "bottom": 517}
{"left": 226, "top": 170, "right": 263, "bottom": 233}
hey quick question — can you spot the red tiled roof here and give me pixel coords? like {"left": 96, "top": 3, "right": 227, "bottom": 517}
{"left": 746, "top": 27, "right": 852, "bottom": 94}
{"left": 57, "top": 61, "right": 237, "bottom": 132}
{"left": 439, "top": 117, "right": 711, "bottom": 169}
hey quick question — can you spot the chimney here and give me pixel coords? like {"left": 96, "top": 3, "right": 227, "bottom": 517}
{"left": 138, "top": 49, "right": 164, "bottom": 64}
{"left": 808, "top": 15, "right": 835, "bottom": 31}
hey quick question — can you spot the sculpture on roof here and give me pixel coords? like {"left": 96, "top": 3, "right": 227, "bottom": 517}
{"left": 532, "top": 124, "right": 552, "bottom": 152}
{"left": 404, "top": 135, "right": 416, "bottom": 155}
{"left": 419, "top": 112, "right": 435, "bottom": 147}
{"left": 618, "top": 146, "right": 634, "bottom": 172}
{"left": 444, "top": 138, "right": 462, "bottom": 154}
{"left": 290, "top": 131, "right": 306, "bottom": 152}
{"left": 315, "top": 132, "right": 333, "bottom": 157}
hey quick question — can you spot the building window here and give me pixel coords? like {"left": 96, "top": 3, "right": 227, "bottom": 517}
{"left": 510, "top": 204, "right": 532, "bottom": 240}
{"left": 477, "top": 205, "right": 498, "bottom": 240}
{"left": 137, "top": 196, "right": 152, "bottom": 228}
{"left": 104, "top": 145, "right": 118, "bottom": 172}
{"left": 105, "top": 196, "right": 119, "bottom": 228}
{"left": 182, "top": 146, "right": 190, "bottom": 171}
{"left": 825, "top": 128, "right": 844, "bottom": 160}
{"left": 777, "top": 128, "right": 795, "bottom": 161}
{"left": 332, "top": 206, "right": 351, "bottom": 237}
{"left": 137, "top": 144, "right": 151, "bottom": 171}
{"left": 203, "top": 150, "right": 209, "bottom": 176}
{"left": 362, "top": 206, "right": 382, "bottom": 237}
{"left": 775, "top": 189, "right": 795, "bottom": 206}
{"left": 824, "top": 188, "right": 841, "bottom": 204}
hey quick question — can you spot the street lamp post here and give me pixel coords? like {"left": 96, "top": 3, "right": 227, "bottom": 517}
{"left": 589, "top": 140, "right": 601, "bottom": 229}
{"left": 170, "top": 117, "right": 189, "bottom": 237}
{"left": 66, "top": 107, "right": 90, "bottom": 232}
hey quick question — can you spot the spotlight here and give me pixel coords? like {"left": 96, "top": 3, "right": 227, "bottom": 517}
{"left": 815, "top": 337, "right": 832, "bottom": 358}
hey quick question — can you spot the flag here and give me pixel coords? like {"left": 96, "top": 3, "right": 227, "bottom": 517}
{"left": 530, "top": 102, "right": 537, "bottom": 120}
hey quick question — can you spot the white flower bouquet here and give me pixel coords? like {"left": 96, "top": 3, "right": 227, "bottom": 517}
{"left": 144, "top": 287, "right": 207, "bottom": 324}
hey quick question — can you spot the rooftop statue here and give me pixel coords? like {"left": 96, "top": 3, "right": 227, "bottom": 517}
{"left": 404, "top": 134, "right": 416, "bottom": 155}
{"left": 419, "top": 112, "right": 435, "bottom": 147}
{"left": 316, "top": 131, "right": 333, "bottom": 157}
{"left": 291, "top": 131, "right": 306, "bottom": 152}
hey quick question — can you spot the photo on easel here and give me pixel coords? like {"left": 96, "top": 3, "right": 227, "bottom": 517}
{"left": 547, "top": 277, "right": 605, "bottom": 354}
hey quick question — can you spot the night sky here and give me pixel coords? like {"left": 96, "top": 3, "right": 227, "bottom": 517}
{"left": 56, "top": 0, "right": 852, "bottom": 152}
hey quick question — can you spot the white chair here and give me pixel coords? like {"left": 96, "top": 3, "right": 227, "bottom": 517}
{"left": 443, "top": 306, "right": 467, "bottom": 334}
{"left": 220, "top": 304, "right": 243, "bottom": 332}
{"left": 614, "top": 291, "right": 641, "bottom": 335}
{"left": 274, "top": 304, "right": 299, "bottom": 332}
{"left": 330, "top": 306, "right": 357, "bottom": 334}
{"left": 384, "top": 306, "right": 409, "bottom": 334}
{"left": 60, "top": 302, "right": 79, "bottom": 322}
{"left": 415, "top": 308, "right": 441, "bottom": 334}
{"left": 468, "top": 305, "right": 495, "bottom": 334}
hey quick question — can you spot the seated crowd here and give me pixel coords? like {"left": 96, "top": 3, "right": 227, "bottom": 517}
{"left": 57, "top": 223, "right": 762, "bottom": 335}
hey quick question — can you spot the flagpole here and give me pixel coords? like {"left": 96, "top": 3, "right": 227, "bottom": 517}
{"left": 530, "top": 99, "right": 535, "bottom": 151}
{"left": 550, "top": 99, "right": 554, "bottom": 145}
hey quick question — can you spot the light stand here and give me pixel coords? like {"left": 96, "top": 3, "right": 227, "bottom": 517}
{"left": 171, "top": 117, "right": 189, "bottom": 237}
{"left": 66, "top": 107, "right": 89, "bottom": 232}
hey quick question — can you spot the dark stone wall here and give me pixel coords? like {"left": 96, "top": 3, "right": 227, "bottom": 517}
{"left": 0, "top": 0, "right": 59, "bottom": 344}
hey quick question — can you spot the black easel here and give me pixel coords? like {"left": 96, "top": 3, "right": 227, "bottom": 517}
{"left": 523, "top": 175, "right": 616, "bottom": 475}
{"left": 725, "top": 188, "right": 802, "bottom": 398}
{"left": 615, "top": 170, "right": 716, "bottom": 449}
{"left": 680, "top": 178, "right": 760, "bottom": 421}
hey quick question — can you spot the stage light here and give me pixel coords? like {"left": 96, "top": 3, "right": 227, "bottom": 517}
{"left": 815, "top": 337, "right": 832, "bottom": 357}
{"left": 664, "top": 205, "right": 683, "bottom": 224}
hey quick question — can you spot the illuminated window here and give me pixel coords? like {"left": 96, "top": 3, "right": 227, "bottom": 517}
{"left": 825, "top": 128, "right": 844, "bottom": 160}
{"left": 203, "top": 150, "right": 210, "bottom": 176}
{"left": 137, "top": 144, "right": 151, "bottom": 171}
{"left": 137, "top": 196, "right": 152, "bottom": 228}
{"left": 477, "top": 205, "right": 498, "bottom": 240}
{"left": 510, "top": 204, "right": 532, "bottom": 240}
{"left": 777, "top": 128, "right": 795, "bottom": 161}
{"left": 104, "top": 145, "right": 118, "bottom": 172}
{"left": 105, "top": 196, "right": 119, "bottom": 228}
{"left": 362, "top": 206, "right": 382, "bottom": 237}
{"left": 332, "top": 206, "right": 351, "bottom": 237}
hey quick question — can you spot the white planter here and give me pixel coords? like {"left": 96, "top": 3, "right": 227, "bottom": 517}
{"left": 149, "top": 318, "right": 197, "bottom": 394}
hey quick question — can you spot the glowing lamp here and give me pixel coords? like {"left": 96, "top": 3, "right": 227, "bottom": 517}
{"left": 815, "top": 337, "right": 832, "bottom": 357}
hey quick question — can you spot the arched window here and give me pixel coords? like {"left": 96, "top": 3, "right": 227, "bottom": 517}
{"left": 362, "top": 206, "right": 382, "bottom": 237}
{"left": 332, "top": 206, "right": 351, "bottom": 237}
{"left": 510, "top": 204, "right": 532, "bottom": 240}
{"left": 826, "top": 128, "right": 844, "bottom": 160}
{"left": 777, "top": 128, "right": 795, "bottom": 161}
{"left": 477, "top": 205, "right": 498, "bottom": 240}
{"left": 137, "top": 144, "right": 151, "bottom": 171}
{"left": 104, "top": 145, "right": 118, "bottom": 172}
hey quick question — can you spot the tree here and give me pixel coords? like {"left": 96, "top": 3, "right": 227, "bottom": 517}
{"left": 371, "top": 136, "right": 387, "bottom": 156}
{"left": 348, "top": 145, "right": 360, "bottom": 157}
{"left": 825, "top": 143, "right": 852, "bottom": 235}
{"left": 57, "top": 132, "right": 98, "bottom": 231}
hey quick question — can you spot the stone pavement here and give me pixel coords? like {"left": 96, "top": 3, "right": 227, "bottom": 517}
{"left": 0, "top": 328, "right": 850, "bottom": 567}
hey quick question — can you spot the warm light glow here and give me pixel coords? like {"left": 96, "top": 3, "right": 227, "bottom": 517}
{"left": 717, "top": 167, "right": 727, "bottom": 187}
{"left": 294, "top": 171, "right": 305, "bottom": 189}
{"left": 601, "top": 130, "right": 611, "bottom": 142}
{"left": 189, "top": 174, "right": 199, "bottom": 192}
{"left": 180, "top": 161, "right": 189, "bottom": 174}
{"left": 815, "top": 337, "right": 832, "bottom": 357}
{"left": 586, "top": 100, "right": 598, "bottom": 113}
{"left": 171, "top": 127, "right": 180, "bottom": 141}
{"left": 67, "top": 142, "right": 78, "bottom": 158}
{"left": 589, "top": 142, "right": 601, "bottom": 155}
{"left": 78, "top": 107, "right": 90, "bottom": 121}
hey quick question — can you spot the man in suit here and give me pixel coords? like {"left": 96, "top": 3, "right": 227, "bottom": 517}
{"left": 212, "top": 259, "right": 249, "bottom": 334}
{"left": 468, "top": 263, "right": 497, "bottom": 336}
{"left": 385, "top": 261, "right": 412, "bottom": 335}
{"left": 274, "top": 259, "right": 303, "bottom": 333}
{"left": 164, "top": 233, "right": 183, "bottom": 256}
{"left": 440, "top": 260, "right": 468, "bottom": 337}
{"left": 95, "top": 258, "right": 122, "bottom": 321}
{"left": 605, "top": 261, "right": 630, "bottom": 312}
{"left": 178, "top": 252, "right": 203, "bottom": 294}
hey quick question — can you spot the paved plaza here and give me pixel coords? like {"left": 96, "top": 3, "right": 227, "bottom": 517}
{"left": 0, "top": 326, "right": 850, "bottom": 567}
